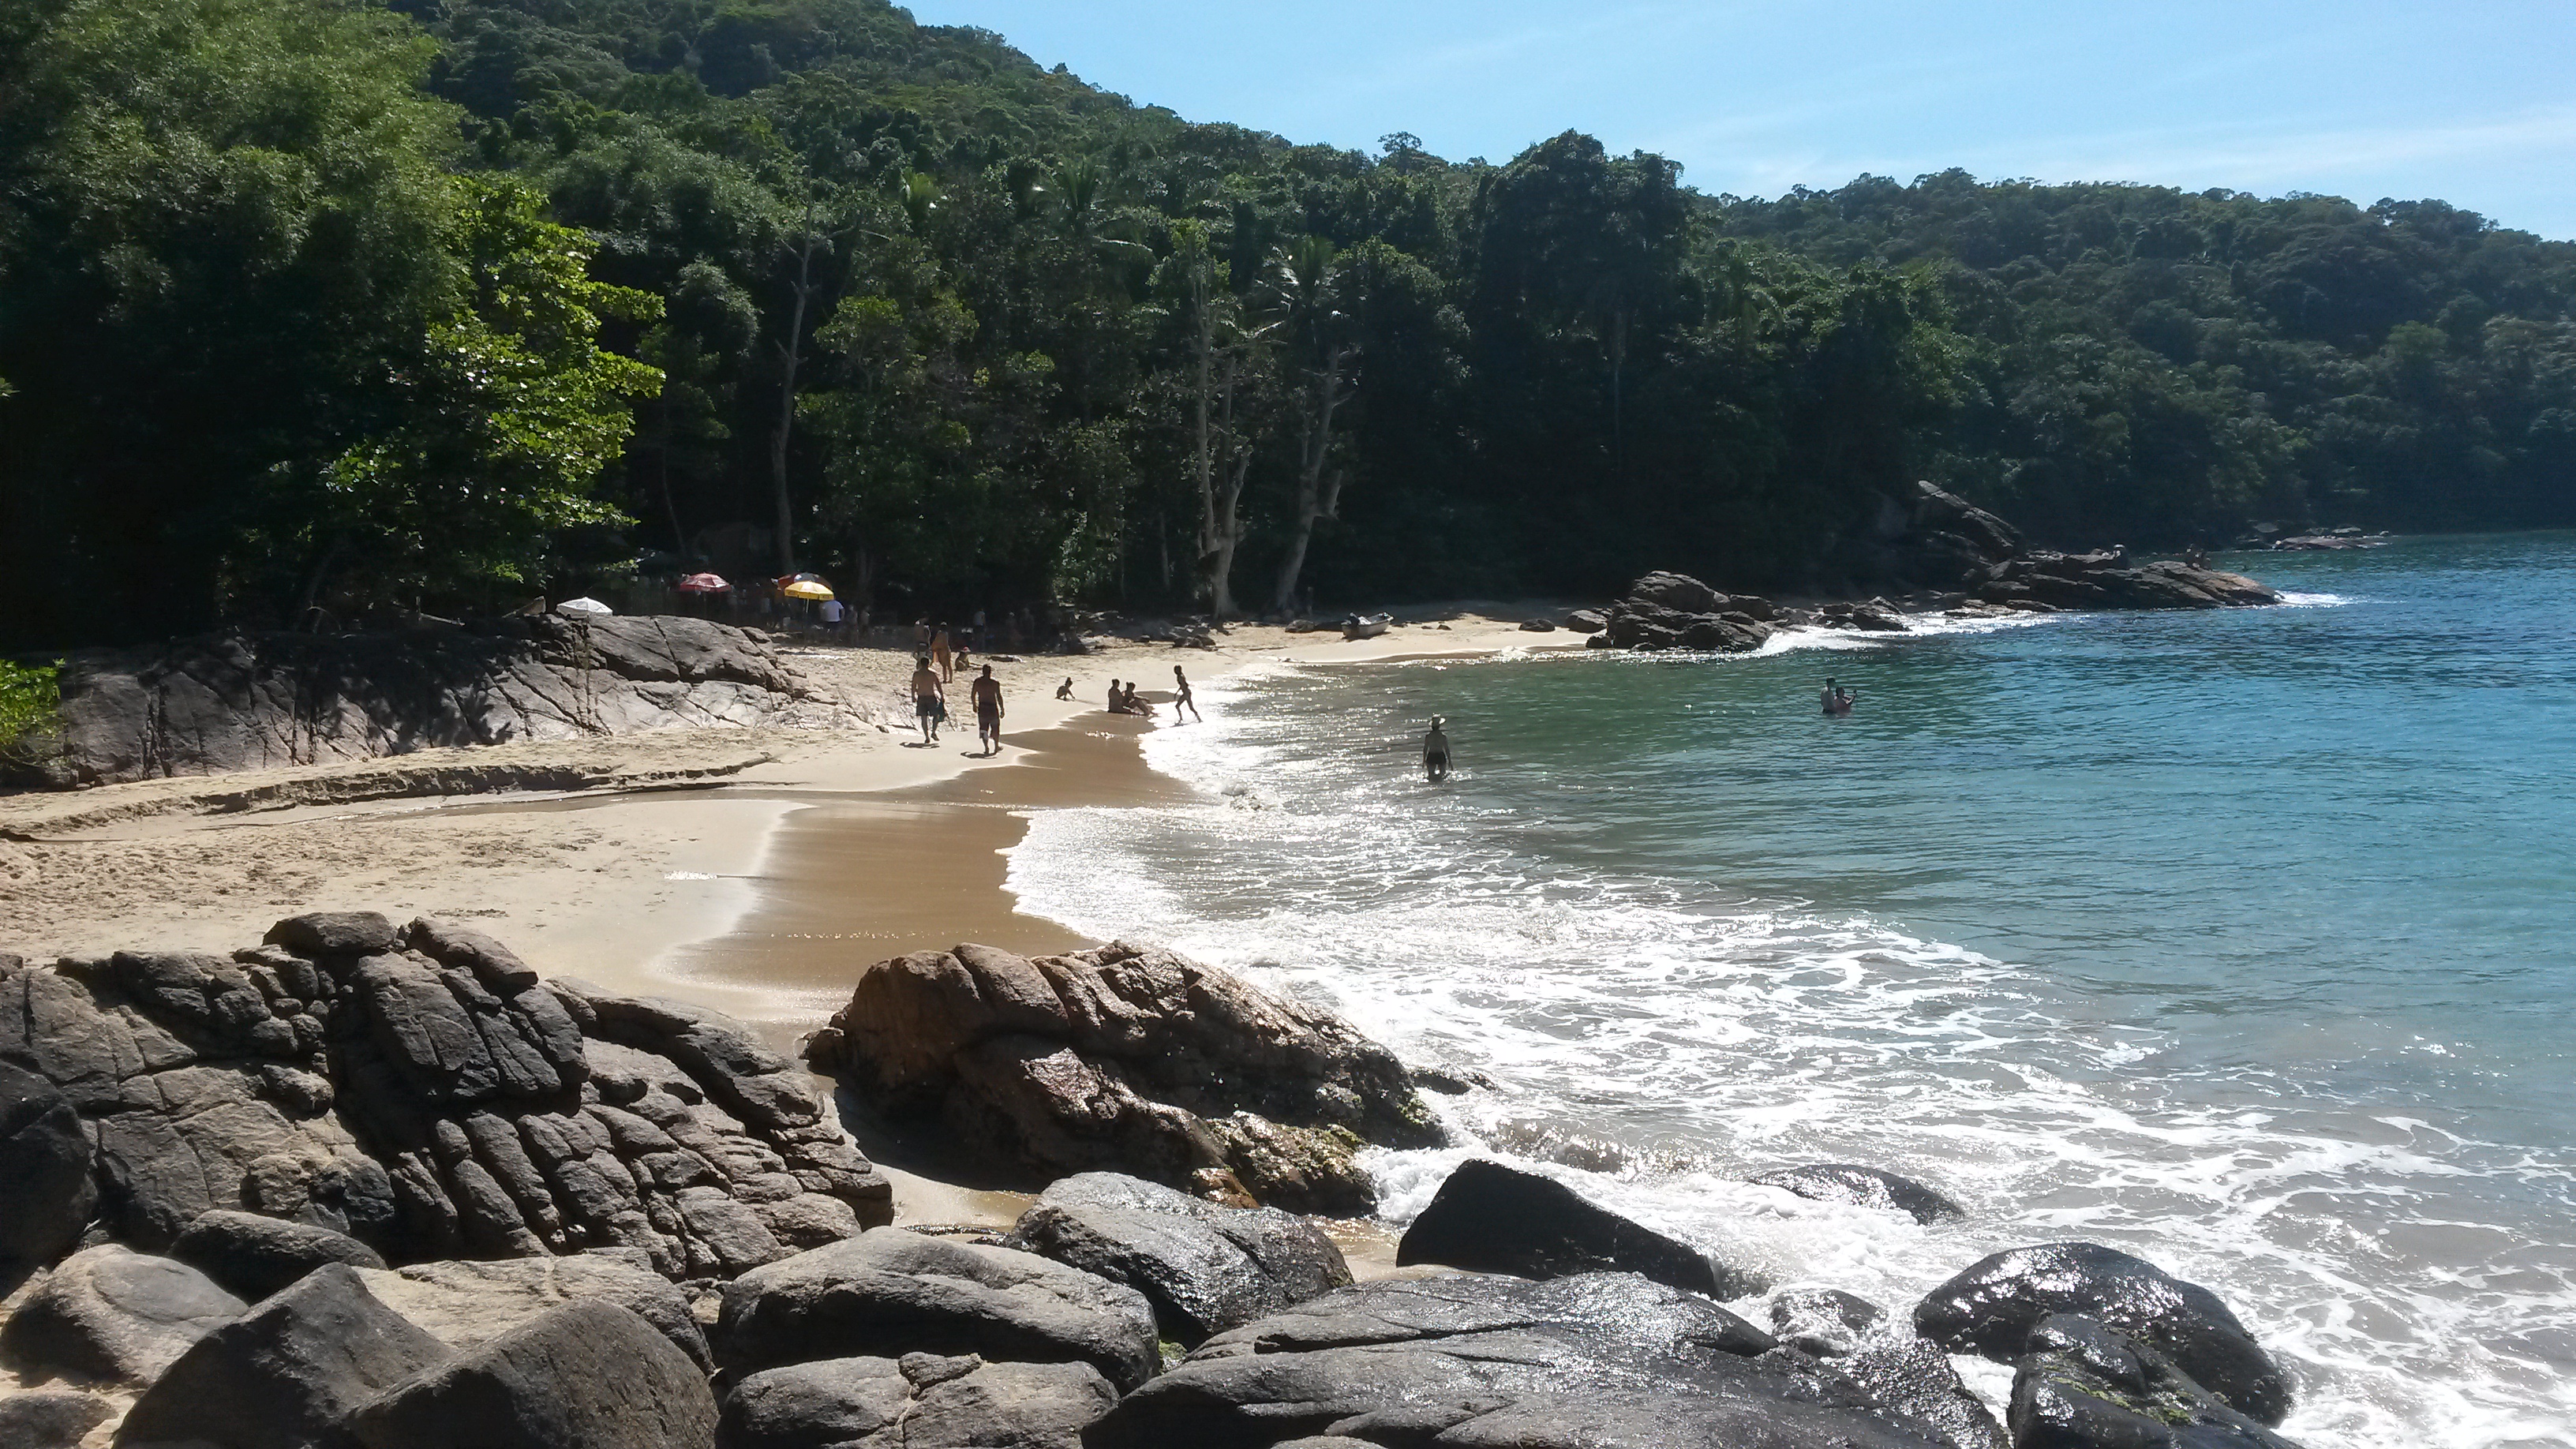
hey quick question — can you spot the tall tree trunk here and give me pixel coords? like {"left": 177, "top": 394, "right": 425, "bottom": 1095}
{"left": 1271, "top": 346, "right": 1356, "bottom": 614}
{"left": 768, "top": 234, "right": 822, "bottom": 578}
{"left": 1200, "top": 348, "right": 1253, "bottom": 617}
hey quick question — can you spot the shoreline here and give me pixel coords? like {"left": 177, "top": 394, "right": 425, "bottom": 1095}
{"left": 0, "top": 608, "right": 1587, "bottom": 1239}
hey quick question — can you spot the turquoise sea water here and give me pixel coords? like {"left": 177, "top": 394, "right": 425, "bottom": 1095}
{"left": 1010, "top": 534, "right": 2576, "bottom": 1447}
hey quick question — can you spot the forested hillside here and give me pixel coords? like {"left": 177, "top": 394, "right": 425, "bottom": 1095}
{"left": 6, "top": 0, "right": 2574, "bottom": 649}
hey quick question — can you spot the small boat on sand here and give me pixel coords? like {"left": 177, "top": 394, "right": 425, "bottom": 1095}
{"left": 1342, "top": 612, "right": 1392, "bottom": 640}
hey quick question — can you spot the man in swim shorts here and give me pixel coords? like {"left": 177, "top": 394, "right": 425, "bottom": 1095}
{"left": 910, "top": 656, "right": 945, "bottom": 743}
{"left": 1424, "top": 716, "right": 1451, "bottom": 781}
{"left": 971, "top": 665, "right": 1004, "bottom": 754}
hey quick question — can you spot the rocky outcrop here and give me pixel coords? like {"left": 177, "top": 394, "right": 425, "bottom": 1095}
{"left": 804, "top": 942, "right": 1445, "bottom": 1215}
{"left": 345, "top": 1298, "right": 719, "bottom": 1449}
{"left": 717, "top": 1228, "right": 1161, "bottom": 1391}
{"left": 16, "top": 612, "right": 856, "bottom": 788}
{"left": 0, "top": 913, "right": 890, "bottom": 1281}
{"left": 1843, "top": 481, "right": 2281, "bottom": 611}
{"left": 717, "top": 1353, "right": 1117, "bottom": 1449}
{"left": 1749, "top": 1163, "right": 1966, "bottom": 1224}
{"left": 2010, "top": 1314, "right": 2304, "bottom": 1448}
{"left": 1395, "top": 1158, "right": 1765, "bottom": 1298}
{"left": 1088, "top": 1271, "right": 1971, "bottom": 1449}
{"left": 1914, "top": 1241, "right": 2290, "bottom": 1426}
{"left": 1585, "top": 572, "right": 1778, "bottom": 653}
{"left": 1006, "top": 1170, "right": 1352, "bottom": 1347}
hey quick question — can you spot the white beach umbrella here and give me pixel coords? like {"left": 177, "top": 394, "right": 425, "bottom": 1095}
{"left": 556, "top": 597, "right": 614, "bottom": 616}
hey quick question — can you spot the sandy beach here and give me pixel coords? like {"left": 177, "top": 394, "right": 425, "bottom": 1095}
{"left": 0, "top": 606, "right": 1585, "bottom": 1235}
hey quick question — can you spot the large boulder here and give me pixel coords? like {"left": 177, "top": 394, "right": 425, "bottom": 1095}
{"left": 1008, "top": 1170, "right": 1351, "bottom": 1346}
{"left": 717, "top": 1228, "right": 1161, "bottom": 1392}
{"left": 21, "top": 613, "right": 853, "bottom": 788}
{"left": 171, "top": 1208, "right": 388, "bottom": 1299}
{"left": 717, "top": 1352, "right": 1114, "bottom": 1449}
{"left": 2010, "top": 1314, "right": 2305, "bottom": 1449}
{"left": 1088, "top": 1272, "right": 1964, "bottom": 1449}
{"left": 356, "top": 1254, "right": 713, "bottom": 1371}
{"left": 0, "top": 1245, "right": 245, "bottom": 1384}
{"left": 0, "top": 1056, "right": 98, "bottom": 1272}
{"left": 117, "top": 1264, "right": 454, "bottom": 1449}
{"left": 1981, "top": 553, "right": 2280, "bottom": 612}
{"left": 1587, "top": 574, "right": 1779, "bottom": 654}
{"left": 804, "top": 942, "right": 1443, "bottom": 1214}
{"left": 1913, "top": 1242, "right": 2290, "bottom": 1425}
{"left": 1765, "top": 1286, "right": 1889, "bottom": 1357}
{"left": 0, "top": 916, "right": 890, "bottom": 1281}
{"left": 1748, "top": 1164, "right": 1965, "bottom": 1224}
{"left": 1395, "top": 1158, "right": 1765, "bottom": 1298}
{"left": 345, "top": 1299, "right": 717, "bottom": 1449}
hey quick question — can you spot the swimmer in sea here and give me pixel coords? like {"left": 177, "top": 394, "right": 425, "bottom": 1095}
{"left": 1423, "top": 717, "right": 1451, "bottom": 781}
{"left": 1822, "top": 678, "right": 1856, "bottom": 716}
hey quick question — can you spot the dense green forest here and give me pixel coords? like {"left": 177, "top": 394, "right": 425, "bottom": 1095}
{"left": 6, "top": 0, "right": 2574, "bottom": 650}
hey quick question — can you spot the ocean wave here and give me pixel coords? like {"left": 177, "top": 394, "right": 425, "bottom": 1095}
{"left": 1005, "top": 656, "right": 2576, "bottom": 1447}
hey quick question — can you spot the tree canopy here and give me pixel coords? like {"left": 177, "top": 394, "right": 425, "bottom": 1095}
{"left": 6, "top": 0, "right": 2574, "bottom": 650}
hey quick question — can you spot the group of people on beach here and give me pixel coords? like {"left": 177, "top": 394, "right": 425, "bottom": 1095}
{"left": 906, "top": 660, "right": 1206, "bottom": 756}
{"left": 1098, "top": 668, "right": 1200, "bottom": 722}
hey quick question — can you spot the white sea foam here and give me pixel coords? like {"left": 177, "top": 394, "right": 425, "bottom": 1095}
{"left": 1003, "top": 657, "right": 2576, "bottom": 1448}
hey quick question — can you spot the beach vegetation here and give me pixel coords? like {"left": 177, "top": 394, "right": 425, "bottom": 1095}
{"left": 8, "top": 0, "right": 2576, "bottom": 650}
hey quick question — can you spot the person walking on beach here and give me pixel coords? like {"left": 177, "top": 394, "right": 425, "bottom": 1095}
{"left": 1423, "top": 717, "right": 1452, "bottom": 781}
{"left": 931, "top": 624, "right": 953, "bottom": 682}
{"left": 1172, "top": 665, "right": 1201, "bottom": 723}
{"left": 909, "top": 657, "right": 945, "bottom": 744}
{"left": 970, "top": 665, "right": 1005, "bottom": 755}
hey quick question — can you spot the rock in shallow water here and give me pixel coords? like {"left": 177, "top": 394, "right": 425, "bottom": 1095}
{"left": 804, "top": 941, "right": 1443, "bottom": 1214}
{"left": 1748, "top": 1163, "right": 1966, "bottom": 1224}
{"left": 1913, "top": 1241, "right": 2291, "bottom": 1426}
{"left": 1395, "top": 1157, "right": 1766, "bottom": 1298}
{"left": 1007, "top": 1170, "right": 1351, "bottom": 1346}
{"left": 2010, "top": 1313, "right": 2306, "bottom": 1449}
{"left": 1088, "top": 1272, "right": 1979, "bottom": 1449}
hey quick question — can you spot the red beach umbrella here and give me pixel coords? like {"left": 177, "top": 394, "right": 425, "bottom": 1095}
{"left": 676, "top": 572, "right": 731, "bottom": 594}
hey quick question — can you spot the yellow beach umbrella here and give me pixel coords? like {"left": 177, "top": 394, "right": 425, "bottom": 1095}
{"left": 781, "top": 578, "right": 835, "bottom": 601}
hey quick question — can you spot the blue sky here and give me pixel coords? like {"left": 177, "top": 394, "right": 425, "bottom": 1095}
{"left": 903, "top": 0, "right": 2576, "bottom": 238}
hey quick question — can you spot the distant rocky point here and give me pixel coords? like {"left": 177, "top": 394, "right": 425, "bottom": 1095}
{"left": 1578, "top": 481, "right": 2282, "bottom": 652}
{"left": 9, "top": 612, "right": 856, "bottom": 788}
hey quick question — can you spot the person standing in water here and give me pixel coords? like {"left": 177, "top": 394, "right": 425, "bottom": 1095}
{"left": 970, "top": 665, "right": 1004, "bottom": 755}
{"left": 1171, "top": 665, "right": 1201, "bottom": 723}
{"left": 1423, "top": 717, "right": 1452, "bottom": 781}
{"left": 909, "top": 656, "right": 945, "bottom": 744}
{"left": 1821, "top": 678, "right": 1856, "bottom": 716}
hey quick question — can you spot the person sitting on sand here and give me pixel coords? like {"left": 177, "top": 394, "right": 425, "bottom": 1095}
{"left": 1172, "top": 665, "right": 1200, "bottom": 723}
{"left": 1103, "top": 680, "right": 1129, "bottom": 713}
{"left": 1054, "top": 676, "right": 1075, "bottom": 700}
{"left": 1423, "top": 717, "right": 1452, "bottom": 781}
{"left": 1120, "top": 682, "right": 1157, "bottom": 718}
{"left": 970, "top": 665, "right": 1004, "bottom": 755}
{"left": 910, "top": 657, "right": 945, "bottom": 743}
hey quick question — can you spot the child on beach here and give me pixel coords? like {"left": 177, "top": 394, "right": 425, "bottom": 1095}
{"left": 1054, "top": 677, "right": 1075, "bottom": 700}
